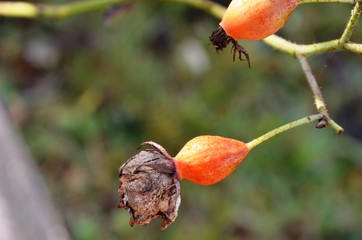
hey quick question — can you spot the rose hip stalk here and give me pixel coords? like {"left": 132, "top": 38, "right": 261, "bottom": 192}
{"left": 210, "top": 0, "right": 300, "bottom": 66}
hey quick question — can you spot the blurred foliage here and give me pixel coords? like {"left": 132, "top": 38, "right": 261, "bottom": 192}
{"left": 1, "top": 1, "right": 362, "bottom": 239}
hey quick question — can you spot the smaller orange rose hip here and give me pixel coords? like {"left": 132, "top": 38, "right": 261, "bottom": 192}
{"left": 210, "top": 0, "right": 300, "bottom": 66}
{"left": 173, "top": 135, "right": 250, "bottom": 185}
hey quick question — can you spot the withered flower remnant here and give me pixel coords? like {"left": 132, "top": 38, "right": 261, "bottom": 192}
{"left": 118, "top": 142, "right": 181, "bottom": 230}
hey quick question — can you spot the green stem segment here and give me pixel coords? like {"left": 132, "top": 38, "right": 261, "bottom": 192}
{"left": 246, "top": 114, "right": 323, "bottom": 150}
{"left": 0, "top": 0, "right": 225, "bottom": 19}
{"left": 263, "top": 36, "right": 362, "bottom": 56}
{"left": 0, "top": 0, "right": 360, "bottom": 19}
{"left": 340, "top": 3, "right": 362, "bottom": 44}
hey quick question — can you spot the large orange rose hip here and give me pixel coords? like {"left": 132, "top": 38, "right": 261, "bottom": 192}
{"left": 221, "top": 0, "right": 299, "bottom": 40}
{"left": 173, "top": 136, "right": 250, "bottom": 185}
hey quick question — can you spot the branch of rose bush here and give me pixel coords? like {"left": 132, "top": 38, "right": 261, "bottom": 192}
{"left": 0, "top": 0, "right": 359, "bottom": 19}
{"left": 0, "top": 0, "right": 225, "bottom": 19}
{"left": 263, "top": 36, "right": 362, "bottom": 56}
{"left": 0, "top": 0, "right": 360, "bottom": 19}
{"left": 340, "top": 3, "right": 361, "bottom": 44}
{"left": 0, "top": 0, "right": 361, "bottom": 56}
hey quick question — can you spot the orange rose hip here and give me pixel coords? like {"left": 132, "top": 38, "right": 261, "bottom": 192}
{"left": 221, "top": 0, "right": 299, "bottom": 40}
{"left": 210, "top": 0, "right": 300, "bottom": 66}
{"left": 173, "top": 135, "right": 250, "bottom": 185}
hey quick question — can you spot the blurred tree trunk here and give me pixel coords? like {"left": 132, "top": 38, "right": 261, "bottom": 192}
{"left": 0, "top": 99, "right": 70, "bottom": 240}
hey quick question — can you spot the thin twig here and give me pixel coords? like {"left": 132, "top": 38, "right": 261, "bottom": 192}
{"left": 263, "top": 36, "right": 362, "bottom": 56}
{"left": 0, "top": 0, "right": 225, "bottom": 19}
{"left": 1, "top": 0, "right": 360, "bottom": 18}
{"left": 297, "top": 55, "right": 344, "bottom": 134}
{"left": 340, "top": 3, "right": 362, "bottom": 44}
{"left": 246, "top": 114, "right": 323, "bottom": 150}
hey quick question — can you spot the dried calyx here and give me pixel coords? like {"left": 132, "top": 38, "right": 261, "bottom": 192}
{"left": 118, "top": 142, "right": 181, "bottom": 230}
{"left": 209, "top": 27, "right": 250, "bottom": 67}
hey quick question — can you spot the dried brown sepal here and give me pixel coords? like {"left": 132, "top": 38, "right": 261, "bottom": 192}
{"left": 209, "top": 26, "right": 251, "bottom": 67}
{"left": 118, "top": 142, "right": 181, "bottom": 230}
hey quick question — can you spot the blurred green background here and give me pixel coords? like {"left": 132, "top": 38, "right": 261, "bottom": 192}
{"left": 1, "top": 1, "right": 362, "bottom": 239}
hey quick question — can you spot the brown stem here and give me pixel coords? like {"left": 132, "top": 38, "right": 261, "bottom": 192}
{"left": 297, "top": 55, "right": 344, "bottom": 134}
